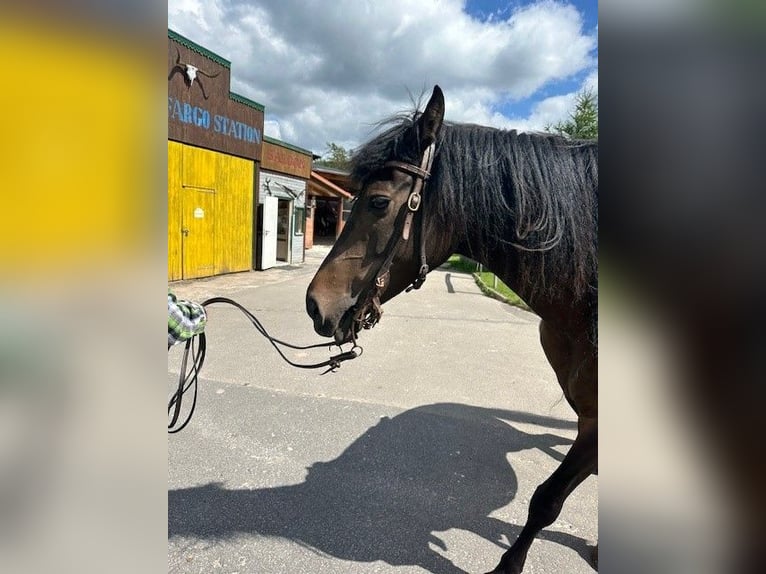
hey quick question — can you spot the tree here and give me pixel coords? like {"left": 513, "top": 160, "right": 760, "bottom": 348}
{"left": 547, "top": 89, "right": 598, "bottom": 140}
{"left": 315, "top": 142, "right": 351, "bottom": 170}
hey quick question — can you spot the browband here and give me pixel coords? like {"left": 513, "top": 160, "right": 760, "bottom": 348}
{"left": 384, "top": 160, "right": 431, "bottom": 180}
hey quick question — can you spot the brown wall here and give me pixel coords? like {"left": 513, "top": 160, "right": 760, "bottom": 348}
{"left": 168, "top": 35, "right": 264, "bottom": 161}
{"left": 262, "top": 140, "right": 312, "bottom": 179}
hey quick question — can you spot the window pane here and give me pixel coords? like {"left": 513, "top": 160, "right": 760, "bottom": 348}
{"left": 342, "top": 198, "right": 353, "bottom": 222}
{"left": 293, "top": 207, "right": 305, "bottom": 235}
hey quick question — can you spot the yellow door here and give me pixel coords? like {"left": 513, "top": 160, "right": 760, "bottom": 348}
{"left": 168, "top": 141, "right": 254, "bottom": 281}
{"left": 182, "top": 187, "right": 217, "bottom": 279}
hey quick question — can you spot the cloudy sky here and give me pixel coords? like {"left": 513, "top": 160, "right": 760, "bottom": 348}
{"left": 168, "top": 0, "right": 597, "bottom": 157}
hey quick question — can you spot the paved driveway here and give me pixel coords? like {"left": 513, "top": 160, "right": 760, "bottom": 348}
{"left": 168, "top": 246, "right": 597, "bottom": 574}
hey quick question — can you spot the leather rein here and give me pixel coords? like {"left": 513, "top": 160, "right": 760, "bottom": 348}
{"left": 169, "top": 297, "right": 362, "bottom": 433}
{"left": 352, "top": 141, "right": 436, "bottom": 334}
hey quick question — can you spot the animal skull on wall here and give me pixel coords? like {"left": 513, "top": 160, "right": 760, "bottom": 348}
{"left": 171, "top": 47, "right": 221, "bottom": 99}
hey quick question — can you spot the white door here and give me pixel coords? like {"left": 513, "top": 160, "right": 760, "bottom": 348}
{"left": 276, "top": 199, "right": 291, "bottom": 263}
{"left": 260, "top": 196, "right": 278, "bottom": 270}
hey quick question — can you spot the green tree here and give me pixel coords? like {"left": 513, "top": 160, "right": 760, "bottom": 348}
{"left": 547, "top": 89, "right": 598, "bottom": 140}
{"left": 315, "top": 142, "right": 351, "bottom": 170}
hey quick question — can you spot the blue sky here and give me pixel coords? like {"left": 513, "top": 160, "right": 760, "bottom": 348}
{"left": 466, "top": 0, "right": 597, "bottom": 30}
{"left": 169, "top": 0, "right": 598, "bottom": 155}
{"left": 464, "top": 0, "right": 597, "bottom": 122}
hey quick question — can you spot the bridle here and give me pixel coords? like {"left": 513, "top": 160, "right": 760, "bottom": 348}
{"left": 352, "top": 140, "right": 436, "bottom": 334}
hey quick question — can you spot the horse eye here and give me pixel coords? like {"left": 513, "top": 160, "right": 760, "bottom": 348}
{"left": 368, "top": 195, "right": 390, "bottom": 211}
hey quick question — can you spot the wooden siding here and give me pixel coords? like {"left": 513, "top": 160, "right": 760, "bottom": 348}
{"left": 168, "top": 141, "right": 183, "bottom": 281}
{"left": 215, "top": 152, "right": 254, "bottom": 274}
{"left": 262, "top": 138, "right": 312, "bottom": 179}
{"left": 259, "top": 172, "right": 306, "bottom": 206}
{"left": 168, "top": 34, "right": 264, "bottom": 162}
{"left": 182, "top": 143, "right": 217, "bottom": 189}
{"left": 168, "top": 141, "right": 254, "bottom": 280}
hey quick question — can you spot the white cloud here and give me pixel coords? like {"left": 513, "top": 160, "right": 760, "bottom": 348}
{"left": 263, "top": 120, "right": 281, "bottom": 140}
{"left": 168, "top": 0, "right": 597, "bottom": 153}
{"left": 507, "top": 69, "right": 599, "bottom": 133}
{"left": 583, "top": 69, "right": 599, "bottom": 93}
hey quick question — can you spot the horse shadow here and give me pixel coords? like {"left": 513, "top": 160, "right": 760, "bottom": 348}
{"left": 168, "top": 403, "right": 593, "bottom": 573}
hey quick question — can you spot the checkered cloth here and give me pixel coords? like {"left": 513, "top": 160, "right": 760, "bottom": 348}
{"left": 168, "top": 290, "right": 207, "bottom": 348}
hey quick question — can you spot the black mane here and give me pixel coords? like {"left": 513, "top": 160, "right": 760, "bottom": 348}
{"left": 350, "top": 112, "right": 598, "bottom": 309}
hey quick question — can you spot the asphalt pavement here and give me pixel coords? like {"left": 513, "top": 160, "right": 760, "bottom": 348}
{"left": 168, "top": 244, "right": 597, "bottom": 574}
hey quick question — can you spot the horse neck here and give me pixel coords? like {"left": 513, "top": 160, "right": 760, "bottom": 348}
{"left": 454, "top": 242, "right": 526, "bottom": 302}
{"left": 455, "top": 241, "right": 591, "bottom": 333}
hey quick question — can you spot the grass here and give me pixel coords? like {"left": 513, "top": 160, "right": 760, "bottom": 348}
{"left": 444, "top": 254, "right": 531, "bottom": 312}
{"left": 445, "top": 254, "right": 478, "bottom": 273}
{"left": 474, "top": 271, "right": 530, "bottom": 311}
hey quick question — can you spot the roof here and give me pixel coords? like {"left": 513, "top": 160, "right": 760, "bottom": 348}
{"left": 264, "top": 135, "right": 314, "bottom": 157}
{"left": 229, "top": 92, "right": 265, "bottom": 112}
{"left": 312, "top": 164, "right": 360, "bottom": 195}
{"left": 312, "top": 164, "right": 350, "bottom": 176}
{"left": 309, "top": 170, "right": 352, "bottom": 199}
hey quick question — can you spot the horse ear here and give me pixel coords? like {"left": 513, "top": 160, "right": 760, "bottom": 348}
{"left": 419, "top": 85, "right": 445, "bottom": 147}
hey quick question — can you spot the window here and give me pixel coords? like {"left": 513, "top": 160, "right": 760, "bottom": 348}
{"left": 342, "top": 198, "right": 354, "bottom": 222}
{"left": 293, "top": 207, "right": 305, "bottom": 236}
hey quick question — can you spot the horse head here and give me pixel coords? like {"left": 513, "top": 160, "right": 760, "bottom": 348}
{"left": 306, "top": 85, "right": 453, "bottom": 343}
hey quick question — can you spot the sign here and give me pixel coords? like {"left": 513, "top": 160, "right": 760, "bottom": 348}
{"left": 168, "top": 97, "right": 261, "bottom": 144}
{"left": 168, "top": 37, "right": 265, "bottom": 161}
{"left": 263, "top": 140, "right": 312, "bottom": 178}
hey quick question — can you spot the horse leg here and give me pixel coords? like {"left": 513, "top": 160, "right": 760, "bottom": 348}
{"left": 488, "top": 416, "right": 597, "bottom": 574}
{"left": 488, "top": 320, "right": 597, "bottom": 573}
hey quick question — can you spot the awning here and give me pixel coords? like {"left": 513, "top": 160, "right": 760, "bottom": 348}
{"left": 308, "top": 170, "right": 352, "bottom": 199}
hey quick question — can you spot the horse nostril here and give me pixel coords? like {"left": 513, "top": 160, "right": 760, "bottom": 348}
{"left": 306, "top": 294, "right": 319, "bottom": 320}
{"left": 306, "top": 292, "right": 337, "bottom": 338}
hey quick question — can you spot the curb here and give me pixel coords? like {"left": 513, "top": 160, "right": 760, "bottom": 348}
{"left": 472, "top": 272, "right": 531, "bottom": 312}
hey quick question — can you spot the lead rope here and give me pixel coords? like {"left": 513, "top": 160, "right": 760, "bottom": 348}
{"left": 168, "top": 296, "right": 362, "bottom": 433}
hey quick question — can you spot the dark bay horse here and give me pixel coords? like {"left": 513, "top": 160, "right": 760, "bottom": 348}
{"left": 306, "top": 85, "right": 597, "bottom": 574}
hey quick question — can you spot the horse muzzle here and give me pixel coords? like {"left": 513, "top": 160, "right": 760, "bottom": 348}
{"left": 305, "top": 289, "right": 358, "bottom": 343}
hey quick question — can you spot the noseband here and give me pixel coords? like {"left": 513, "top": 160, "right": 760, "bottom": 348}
{"left": 352, "top": 141, "right": 435, "bottom": 334}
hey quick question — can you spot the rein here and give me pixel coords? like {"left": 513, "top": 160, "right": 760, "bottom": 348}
{"left": 168, "top": 296, "right": 362, "bottom": 433}
{"left": 352, "top": 141, "right": 436, "bottom": 332}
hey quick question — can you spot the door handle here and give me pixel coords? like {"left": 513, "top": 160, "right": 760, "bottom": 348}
{"left": 181, "top": 228, "right": 189, "bottom": 236}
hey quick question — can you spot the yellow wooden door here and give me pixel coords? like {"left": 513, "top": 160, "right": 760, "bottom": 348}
{"left": 181, "top": 187, "right": 216, "bottom": 279}
{"left": 168, "top": 142, "right": 254, "bottom": 280}
{"left": 215, "top": 153, "right": 254, "bottom": 274}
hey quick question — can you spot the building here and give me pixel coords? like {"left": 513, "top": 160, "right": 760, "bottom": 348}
{"left": 168, "top": 29, "right": 354, "bottom": 279}
{"left": 258, "top": 136, "right": 314, "bottom": 268}
{"left": 167, "top": 29, "right": 265, "bottom": 281}
{"left": 307, "top": 165, "right": 358, "bottom": 248}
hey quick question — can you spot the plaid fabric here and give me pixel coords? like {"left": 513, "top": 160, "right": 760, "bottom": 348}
{"left": 168, "top": 290, "right": 207, "bottom": 347}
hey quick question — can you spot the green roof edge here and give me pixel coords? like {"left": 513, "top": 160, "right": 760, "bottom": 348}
{"left": 168, "top": 29, "right": 231, "bottom": 68}
{"left": 264, "top": 135, "right": 313, "bottom": 157}
{"left": 229, "top": 92, "right": 266, "bottom": 112}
